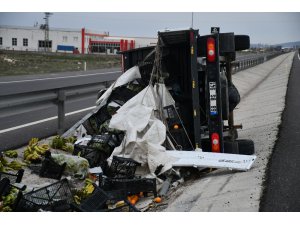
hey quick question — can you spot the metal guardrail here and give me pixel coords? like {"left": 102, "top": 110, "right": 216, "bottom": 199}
{"left": 0, "top": 52, "right": 283, "bottom": 135}
{"left": 0, "top": 73, "right": 120, "bottom": 135}
{"left": 232, "top": 52, "right": 283, "bottom": 73}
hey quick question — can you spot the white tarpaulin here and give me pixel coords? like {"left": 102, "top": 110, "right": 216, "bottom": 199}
{"left": 108, "top": 84, "right": 178, "bottom": 177}
{"left": 65, "top": 66, "right": 142, "bottom": 138}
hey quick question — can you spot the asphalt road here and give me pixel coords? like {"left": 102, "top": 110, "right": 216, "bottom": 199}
{"left": 0, "top": 68, "right": 122, "bottom": 151}
{"left": 260, "top": 52, "right": 300, "bottom": 211}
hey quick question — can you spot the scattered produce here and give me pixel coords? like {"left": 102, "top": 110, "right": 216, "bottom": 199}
{"left": 73, "top": 178, "right": 95, "bottom": 205}
{"left": 62, "top": 143, "right": 74, "bottom": 153}
{"left": 154, "top": 197, "right": 162, "bottom": 203}
{"left": 50, "top": 136, "right": 65, "bottom": 149}
{"left": 4, "top": 150, "right": 18, "bottom": 158}
{"left": 50, "top": 136, "right": 76, "bottom": 153}
{"left": 0, "top": 154, "right": 9, "bottom": 172}
{"left": 127, "top": 194, "right": 139, "bottom": 205}
{"left": 0, "top": 187, "right": 19, "bottom": 212}
{"left": 7, "top": 160, "right": 26, "bottom": 171}
{"left": 23, "top": 138, "right": 50, "bottom": 163}
{"left": 51, "top": 153, "right": 89, "bottom": 178}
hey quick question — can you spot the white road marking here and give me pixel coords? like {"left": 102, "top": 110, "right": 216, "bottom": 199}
{"left": 0, "top": 106, "right": 96, "bottom": 134}
{"left": 0, "top": 71, "right": 121, "bottom": 84}
{"left": 298, "top": 53, "right": 300, "bottom": 61}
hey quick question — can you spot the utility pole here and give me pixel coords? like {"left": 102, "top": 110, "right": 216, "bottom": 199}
{"left": 43, "top": 12, "right": 53, "bottom": 52}
{"left": 191, "top": 12, "right": 194, "bottom": 28}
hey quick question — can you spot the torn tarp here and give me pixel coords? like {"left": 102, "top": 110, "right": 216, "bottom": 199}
{"left": 108, "top": 84, "right": 178, "bottom": 177}
{"left": 96, "top": 65, "right": 142, "bottom": 107}
{"left": 63, "top": 66, "right": 142, "bottom": 139}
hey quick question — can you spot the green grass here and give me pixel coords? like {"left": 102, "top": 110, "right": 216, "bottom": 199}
{"left": 0, "top": 51, "right": 121, "bottom": 76}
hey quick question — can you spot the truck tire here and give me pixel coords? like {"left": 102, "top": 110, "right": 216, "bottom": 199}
{"left": 235, "top": 35, "right": 250, "bottom": 51}
{"left": 219, "top": 33, "right": 235, "bottom": 54}
{"left": 228, "top": 82, "right": 240, "bottom": 112}
{"left": 236, "top": 139, "right": 255, "bottom": 155}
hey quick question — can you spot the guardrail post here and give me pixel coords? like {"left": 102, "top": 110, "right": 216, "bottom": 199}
{"left": 57, "top": 89, "right": 66, "bottom": 135}
{"left": 84, "top": 61, "right": 87, "bottom": 71}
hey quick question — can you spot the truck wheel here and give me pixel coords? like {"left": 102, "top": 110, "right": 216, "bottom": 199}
{"left": 228, "top": 82, "right": 240, "bottom": 112}
{"left": 235, "top": 35, "right": 250, "bottom": 51}
{"left": 219, "top": 33, "right": 235, "bottom": 54}
{"left": 236, "top": 139, "right": 255, "bottom": 155}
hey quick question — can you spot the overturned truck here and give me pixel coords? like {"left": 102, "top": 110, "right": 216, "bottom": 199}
{"left": 63, "top": 28, "right": 256, "bottom": 178}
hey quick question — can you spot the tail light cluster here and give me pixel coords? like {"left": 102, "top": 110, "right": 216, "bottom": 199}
{"left": 207, "top": 37, "right": 216, "bottom": 62}
{"left": 211, "top": 132, "right": 220, "bottom": 153}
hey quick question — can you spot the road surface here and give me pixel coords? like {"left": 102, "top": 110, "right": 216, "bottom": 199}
{"left": 260, "top": 52, "right": 300, "bottom": 211}
{"left": 0, "top": 68, "right": 121, "bottom": 150}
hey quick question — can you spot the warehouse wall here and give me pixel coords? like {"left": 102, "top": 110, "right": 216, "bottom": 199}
{"left": 0, "top": 25, "right": 157, "bottom": 54}
{"left": 105, "top": 36, "right": 157, "bottom": 48}
{"left": 0, "top": 26, "right": 82, "bottom": 53}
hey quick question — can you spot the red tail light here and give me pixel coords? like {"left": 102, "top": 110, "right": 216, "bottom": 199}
{"left": 211, "top": 132, "right": 220, "bottom": 152}
{"left": 207, "top": 37, "right": 216, "bottom": 62}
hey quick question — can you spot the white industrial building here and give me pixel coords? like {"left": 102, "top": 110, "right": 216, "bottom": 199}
{"left": 0, "top": 25, "right": 157, "bottom": 54}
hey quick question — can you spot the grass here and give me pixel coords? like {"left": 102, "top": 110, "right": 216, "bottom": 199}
{"left": 0, "top": 50, "right": 121, "bottom": 76}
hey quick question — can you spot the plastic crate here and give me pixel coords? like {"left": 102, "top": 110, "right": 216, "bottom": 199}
{"left": 71, "top": 187, "right": 139, "bottom": 212}
{"left": 0, "top": 177, "right": 23, "bottom": 211}
{"left": 0, "top": 177, "right": 10, "bottom": 196}
{"left": 108, "top": 156, "right": 141, "bottom": 179}
{"left": 15, "top": 178, "right": 73, "bottom": 212}
{"left": 0, "top": 169, "right": 24, "bottom": 183}
{"left": 73, "top": 144, "right": 109, "bottom": 169}
{"left": 102, "top": 177, "right": 157, "bottom": 200}
{"left": 39, "top": 157, "right": 66, "bottom": 180}
{"left": 71, "top": 185, "right": 109, "bottom": 212}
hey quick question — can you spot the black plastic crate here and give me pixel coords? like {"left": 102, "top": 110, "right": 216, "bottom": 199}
{"left": 71, "top": 187, "right": 139, "bottom": 212}
{"left": 0, "top": 169, "right": 24, "bottom": 184}
{"left": 39, "top": 156, "right": 66, "bottom": 180}
{"left": 73, "top": 144, "right": 109, "bottom": 169}
{"left": 0, "top": 177, "right": 10, "bottom": 196}
{"left": 15, "top": 178, "right": 73, "bottom": 212}
{"left": 71, "top": 185, "right": 109, "bottom": 212}
{"left": 108, "top": 156, "right": 141, "bottom": 179}
{"left": 0, "top": 177, "right": 24, "bottom": 211}
{"left": 102, "top": 177, "right": 157, "bottom": 199}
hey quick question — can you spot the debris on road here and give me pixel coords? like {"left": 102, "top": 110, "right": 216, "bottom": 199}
{"left": 23, "top": 138, "right": 50, "bottom": 163}
{"left": 4, "top": 150, "right": 18, "bottom": 158}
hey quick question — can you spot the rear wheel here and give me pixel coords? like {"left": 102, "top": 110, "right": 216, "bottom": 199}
{"left": 235, "top": 35, "right": 250, "bottom": 51}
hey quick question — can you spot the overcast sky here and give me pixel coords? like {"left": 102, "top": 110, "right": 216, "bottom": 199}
{"left": 0, "top": 12, "right": 299, "bottom": 45}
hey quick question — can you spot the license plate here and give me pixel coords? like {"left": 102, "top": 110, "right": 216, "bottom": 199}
{"left": 209, "top": 82, "right": 217, "bottom": 115}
